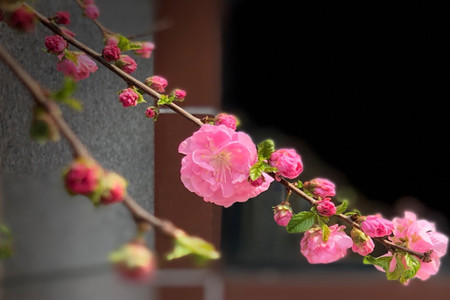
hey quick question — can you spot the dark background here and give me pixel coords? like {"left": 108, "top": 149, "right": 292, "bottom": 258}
{"left": 221, "top": 0, "right": 450, "bottom": 226}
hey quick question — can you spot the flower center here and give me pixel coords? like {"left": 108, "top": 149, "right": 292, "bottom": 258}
{"left": 211, "top": 150, "right": 232, "bottom": 182}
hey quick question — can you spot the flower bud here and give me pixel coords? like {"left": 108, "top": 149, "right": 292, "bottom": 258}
{"left": 118, "top": 88, "right": 139, "bottom": 107}
{"left": 145, "top": 106, "right": 157, "bottom": 119}
{"left": 269, "top": 148, "right": 303, "bottom": 180}
{"left": 109, "top": 242, "right": 156, "bottom": 282}
{"left": 84, "top": 4, "right": 99, "bottom": 20}
{"left": 45, "top": 35, "right": 67, "bottom": 54}
{"left": 273, "top": 203, "right": 293, "bottom": 227}
{"left": 303, "top": 178, "right": 336, "bottom": 198}
{"left": 102, "top": 44, "right": 121, "bottom": 62}
{"left": 316, "top": 198, "right": 337, "bottom": 217}
{"left": 350, "top": 228, "right": 375, "bottom": 256}
{"left": 115, "top": 55, "right": 137, "bottom": 74}
{"left": 5, "top": 5, "right": 37, "bottom": 32}
{"left": 214, "top": 113, "right": 239, "bottom": 130}
{"left": 249, "top": 176, "right": 264, "bottom": 187}
{"left": 360, "top": 214, "right": 394, "bottom": 238}
{"left": 53, "top": 11, "right": 70, "bottom": 25}
{"left": 99, "top": 172, "right": 127, "bottom": 205}
{"left": 144, "top": 75, "right": 168, "bottom": 93}
{"left": 64, "top": 158, "right": 103, "bottom": 196}
{"left": 173, "top": 89, "right": 187, "bottom": 101}
{"left": 105, "top": 35, "right": 119, "bottom": 46}
{"left": 134, "top": 41, "right": 155, "bottom": 58}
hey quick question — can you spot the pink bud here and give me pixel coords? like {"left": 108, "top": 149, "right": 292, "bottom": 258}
{"left": 116, "top": 55, "right": 137, "bottom": 74}
{"left": 99, "top": 172, "right": 127, "bottom": 205}
{"left": 84, "top": 4, "right": 99, "bottom": 20}
{"left": 119, "top": 88, "right": 139, "bottom": 107}
{"left": 61, "top": 27, "right": 76, "bottom": 37}
{"left": 56, "top": 52, "right": 98, "bottom": 81}
{"left": 102, "top": 44, "right": 121, "bottom": 62}
{"left": 110, "top": 242, "right": 156, "bottom": 282}
{"left": 303, "top": 178, "right": 336, "bottom": 198}
{"left": 45, "top": 35, "right": 67, "bottom": 54}
{"left": 316, "top": 198, "right": 337, "bottom": 217}
{"left": 269, "top": 148, "right": 303, "bottom": 180}
{"left": 144, "top": 75, "right": 168, "bottom": 93}
{"left": 54, "top": 11, "right": 70, "bottom": 25}
{"left": 273, "top": 203, "right": 293, "bottom": 227}
{"left": 134, "top": 41, "right": 155, "bottom": 58}
{"left": 105, "top": 35, "right": 119, "bottom": 46}
{"left": 173, "top": 89, "right": 187, "bottom": 101}
{"left": 360, "top": 214, "right": 394, "bottom": 238}
{"left": 249, "top": 176, "right": 264, "bottom": 187}
{"left": 5, "top": 5, "right": 36, "bottom": 32}
{"left": 83, "top": 0, "right": 95, "bottom": 4}
{"left": 350, "top": 228, "right": 375, "bottom": 256}
{"left": 214, "top": 113, "right": 238, "bottom": 130}
{"left": 145, "top": 107, "right": 157, "bottom": 119}
{"left": 64, "top": 158, "right": 103, "bottom": 195}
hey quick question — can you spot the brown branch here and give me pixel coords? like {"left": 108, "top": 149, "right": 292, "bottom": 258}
{"left": 0, "top": 43, "right": 183, "bottom": 240}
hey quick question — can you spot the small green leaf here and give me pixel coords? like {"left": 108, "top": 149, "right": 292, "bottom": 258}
{"left": 30, "top": 106, "right": 60, "bottom": 144}
{"left": 117, "top": 34, "right": 143, "bottom": 51}
{"left": 403, "top": 253, "right": 421, "bottom": 281}
{"left": 157, "top": 94, "right": 174, "bottom": 106}
{"left": 51, "top": 77, "right": 77, "bottom": 100}
{"left": 297, "top": 180, "right": 303, "bottom": 188}
{"left": 257, "top": 139, "right": 275, "bottom": 160}
{"left": 59, "top": 97, "right": 83, "bottom": 111}
{"left": 363, "top": 255, "right": 393, "bottom": 272}
{"left": 286, "top": 211, "right": 315, "bottom": 233}
{"left": 136, "top": 91, "right": 146, "bottom": 104}
{"left": 335, "top": 200, "right": 348, "bottom": 215}
{"left": 316, "top": 215, "right": 330, "bottom": 241}
{"left": 0, "top": 224, "right": 13, "bottom": 260}
{"left": 249, "top": 161, "right": 264, "bottom": 181}
{"left": 166, "top": 234, "right": 220, "bottom": 262}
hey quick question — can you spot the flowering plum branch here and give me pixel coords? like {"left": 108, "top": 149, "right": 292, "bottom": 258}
{"left": 1, "top": 0, "right": 448, "bottom": 286}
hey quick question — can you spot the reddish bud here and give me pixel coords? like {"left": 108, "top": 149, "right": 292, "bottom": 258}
{"left": 214, "top": 113, "right": 239, "bottom": 130}
{"left": 144, "top": 75, "right": 168, "bottom": 93}
{"left": 5, "top": 5, "right": 36, "bottom": 32}
{"left": 53, "top": 11, "right": 70, "bottom": 25}
{"left": 84, "top": 4, "right": 99, "bottom": 20}
{"left": 116, "top": 55, "right": 137, "bottom": 74}
{"left": 64, "top": 158, "right": 103, "bottom": 196}
{"left": 45, "top": 35, "right": 67, "bottom": 54}
{"left": 119, "top": 88, "right": 139, "bottom": 107}
{"left": 102, "top": 44, "right": 121, "bottom": 62}
{"left": 145, "top": 106, "right": 157, "bottom": 119}
{"left": 316, "top": 198, "right": 337, "bottom": 217}
{"left": 99, "top": 172, "right": 127, "bottom": 205}
{"left": 173, "top": 89, "right": 187, "bottom": 101}
{"left": 273, "top": 203, "right": 293, "bottom": 227}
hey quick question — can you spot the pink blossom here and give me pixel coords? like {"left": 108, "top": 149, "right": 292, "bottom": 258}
{"left": 119, "top": 88, "right": 139, "bottom": 107}
{"left": 144, "top": 75, "right": 168, "bottom": 93}
{"left": 56, "top": 52, "right": 98, "bottom": 81}
{"left": 6, "top": 5, "right": 36, "bottom": 32}
{"left": 301, "top": 224, "right": 353, "bottom": 264}
{"left": 105, "top": 36, "right": 119, "bottom": 46}
{"left": 173, "top": 89, "right": 187, "bottom": 101}
{"left": 145, "top": 107, "right": 157, "bottom": 118}
{"left": 214, "top": 113, "right": 238, "bottom": 130}
{"left": 99, "top": 172, "right": 127, "bottom": 205}
{"left": 64, "top": 159, "right": 102, "bottom": 195}
{"left": 45, "top": 35, "right": 67, "bottom": 54}
{"left": 54, "top": 11, "right": 70, "bottom": 25}
{"left": 316, "top": 198, "right": 337, "bottom": 217}
{"left": 304, "top": 178, "right": 336, "bottom": 198}
{"left": 84, "top": 4, "right": 99, "bottom": 20}
{"left": 350, "top": 228, "right": 375, "bottom": 256}
{"left": 273, "top": 203, "right": 293, "bottom": 226}
{"left": 269, "top": 148, "right": 303, "bottom": 179}
{"left": 388, "top": 211, "right": 448, "bottom": 282}
{"left": 360, "top": 214, "right": 394, "bottom": 238}
{"left": 83, "top": 0, "right": 95, "bottom": 4}
{"left": 110, "top": 242, "right": 156, "bottom": 282}
{"left": 102, "top": 44, "right": 121, "bottom": 62}
{"left": 178, "top": 124, "right": 273, "bottom": 207}
{"left": 134, "top": 41, "right": 155, "bottom": 58}
{"left": 116, "top": 55, "right": 137, "bottom": 74}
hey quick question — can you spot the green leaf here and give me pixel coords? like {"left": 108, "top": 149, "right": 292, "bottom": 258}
{"left": 50, "top": 77, "right": 82, "bottom": 111}
{"left": 166, "top": 234, "right": 220, "bottom": 262}
{"left": 257, "top": 139, "right": 275, "bottom": 160}
{"left": 335, "top": 200, "right": 348, "bottom": 215}
{"left": 29, "top": 106, "right": 60, "bottom": 144}
{"left": 157, "top": 94, "right": 174, "bottom": 106}
{"left": 316, "top": 214, "right": 330, "bottom": 241}
{"left": 363, "top": 255, "right": 394, "bottom": 272}
{"left": 403, "top": 253, "right": 421, "bottom": 281}
{"left": 59, "top": 97, "right": 83, "bottom": 111}
{"left": 286, "top": 211, "right": 315, "bottom": 233}
{"left": 117, "top": 34, "right": 143, "bottom": 51}
{"left": 387, "top": 256, "right": 405, "bottom": 282}
{"left": 249, "top": 161, "right": 264, "bottom": 181}
{"left": 0, "top": 224, "right": 13, "bottom": 260}
{"left": 297, "top": 180, "right": 303, "bottom": 188}
{"left": 136, "top": 91, "right": 146, "bottom": 104}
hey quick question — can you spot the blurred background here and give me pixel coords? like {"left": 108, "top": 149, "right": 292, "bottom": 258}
{"left": 1, "top": 0, "right": 449, "bottom": 299}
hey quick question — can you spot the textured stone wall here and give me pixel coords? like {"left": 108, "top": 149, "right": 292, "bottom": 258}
{"left": 0, "top": 1, "right": 155, "bottom": 299}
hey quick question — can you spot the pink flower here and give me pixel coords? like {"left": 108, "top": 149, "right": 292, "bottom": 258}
{"left": 54, "top": 11, "right": 70, "bottom": 25}
{"left": 145, "top": 106, "right": 157, "bottom": 118}
{"left": 316, "top": 198, "right": 337, "bottom": 217}
{"left": 83, "top": 0, "right": 95, "bottom": 4}
{"left": 116, "top": 55, "right": 137, "bottom": 74}
{"left": 301, "top": 224, "right": 353, "bottom": 264}
{"left": 105, "top": 36, "right": 119, "bottom": 46}
{"left": 84, "top": 4, "right": 99, "bottom": 20}
{"left": 273, "top": 203, "right": 293, "bottom": 226}
{"left": 178, "top": 124, "right": 273, "bottom": 207}
{"left": 99, "top": 172, "right": 127, "bottom": 205}
{"left": 214, "top": 113, "right": 238, "bottom": 130}
{"left": 173, "top": 89, "right": 187, "bottom": 101}
{"left": 45, "top": 35, "right": 67, "bottom": 54}
{"left": 360, "top": 214, "right": 394, "bottom": 238}
{"left": 304, "top": 178, "right": 336, "bottom": 198}
{"left": 269, "top": 148, "right": 303, "bottom": 179}
{"left": 350, "top": 228, "right": 375, "bottom": 256}
{"left": 102, "top": 44, "right": 121, "bottom": 62}
{"left": 110, "top": 242, "right": 156, "bottom": 282}
{"left": 119, "top": 88, "right": 139, "bottom": 107}
{"left": 144, "top": 75, "right": 168, "bottom": 93}
{"left": 6, "top": 5, "right": 36, "bottom": 32}
{"left": 388, "top": 211, "right": 448, "bottom": 282}
{"left": 134, "top": 41, "right": 155, "bottom": 58}
{"left": 56, "top": 52, "right": 98, "bottom": 81}
{"left": 64, "top": 158, "right": 102, "bottom": 195}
